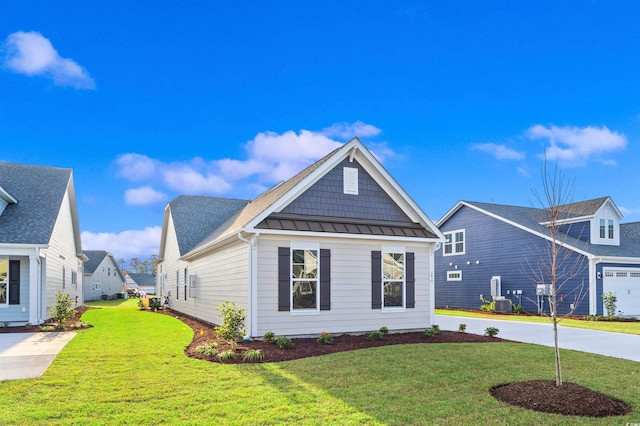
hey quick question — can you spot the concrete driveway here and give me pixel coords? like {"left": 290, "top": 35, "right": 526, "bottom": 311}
{"left": 0, "top": 332, "right": 76, "bottom": 381}
{"left": 436, "top": 314, "right": 640, "bottom": 363}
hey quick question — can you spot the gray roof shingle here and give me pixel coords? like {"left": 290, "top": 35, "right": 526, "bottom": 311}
{"left": 0, "top": 162, "right": 72, "bottom": 245}
{"left": 83, "top": 250, "right": 109, "bottom": 274}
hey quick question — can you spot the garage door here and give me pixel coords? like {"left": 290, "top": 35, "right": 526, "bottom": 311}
{"left": 603, "top": 268, "right": 640, "bottom": 318}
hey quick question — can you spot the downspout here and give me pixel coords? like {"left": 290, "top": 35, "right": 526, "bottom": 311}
{"left": 430, "top": 242, "right": 441, "bottom": 326}
{"left": 238, "top": 232, "right": 259, "bottom": 338}
{"left": 589, "top": 256, "right": 598, "bottom": 316}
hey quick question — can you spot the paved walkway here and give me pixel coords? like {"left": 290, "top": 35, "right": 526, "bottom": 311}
{"left": 0, "top": 332, "right": 76, "bottom": 381}
{"left": 435, "top": 314, "right": 640, "bottom": 363}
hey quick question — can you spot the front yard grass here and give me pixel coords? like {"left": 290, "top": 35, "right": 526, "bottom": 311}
{"left": 436, "top": 308, "right": 640, "bottom": 335}
{"left": 0, "top": 299, "right": 637, "bottom": 425}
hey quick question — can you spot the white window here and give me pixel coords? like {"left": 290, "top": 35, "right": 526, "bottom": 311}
{"left": 608, "top": 220, "right": 614, "bottom": 239}
{"left": 447, "top": 271, "right": 462, "bottom": 281}
{"left": 599, "top": 219, "right": 606, "bottom": 239}
{"left": 0, "top": 259, "right": 7, "bottom": 305}
{"left": 443, "top": 229, "right": 465, "bottom": 256}
{"left": 291, "top": 248, "right": 319, "bottom": 310}
{"left": 92, "top": 282, "right": 101, "bottom": 291}
{"left": 382, "top": 251, "right": 405, "bottom": 308}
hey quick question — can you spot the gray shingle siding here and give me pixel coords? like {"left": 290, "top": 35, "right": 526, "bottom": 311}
{"left": 282, "top": 158, "right": 411, "bottom": 222}
{"left": 435, "top": 205, "right": 590, "bottom": 315}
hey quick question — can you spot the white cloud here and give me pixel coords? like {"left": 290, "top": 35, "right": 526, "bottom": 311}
{"left": 81, "top": 226, "right": 161, "bottom": 260}
{"left": 125, "top": 186, "right": 168, "bottom": 205}
{"left": 2, "top": 31, "right": 95, "bottom": 89}
{"left": 321, "top": 121, "right": 382, "bottom": 139}
{"left": 526, "top": 124, "right": 626, "bottom": 166}
{"left": 115, "top": 122, "right": 390, "bottom": 199}
{"left": 472, "top": 143, "right": 525, "bottom": 160}
{"left": 619, "top": 206, "right": 640, "bottom": 217}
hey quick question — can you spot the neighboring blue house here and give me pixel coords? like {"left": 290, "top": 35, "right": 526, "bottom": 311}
{"left": 435, "top": 197, "right": 640, "bottom": 317}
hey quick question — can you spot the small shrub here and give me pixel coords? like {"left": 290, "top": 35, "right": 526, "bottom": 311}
{"left": 379, "top": 326, "right": 389, "bottom": 336}
{"left": 137, "top": 299, "right": 145, "bottom": 310}
{"left": 511, "top": 303, "right": 524, "bottom": 314}
{"left": 69, "top": 321, "right": 90, "bottom": 330}
{"left": 584, "top": 315, "right": 604, "bottom": 321}
{"left": 458, "top": 323, "right": 467, "bottom": 333}
{"left": 424, "top": 326, "right": 440, "bottom": 338}
{"left": 365, "top": 331, "right": 384, "bottom": 341}
{"left": 276, "top": 336, "right": 294, "bottom": 349}
{"left": 217, "top": 350, "right": 238, "bottom": 361}
{"left": 214, "top": 301, "right": 246, "bottom": 342}
{"left": 263, "top": 331, "right": 277, "bottom": 344}
{"left": 484, "top": 327, "right": 500, "bottom": 337}
{"left": 479, "top": 296, "right": 495, "bottom": 312}
{"left": 48, "top": 292, "right": 76, "bottom": 329}
{"left": 39, "top": 325, "right": 56, "bottom": 332}
{"left": 195, "top": 342, "right": 219, "bottom": 357}
{"left": 242, "top": 349, "right": 264, "bottom": 363}
{"left": 602, "top": 292, "right": 617, "bottom": 318}
{"left": 149, "top": 298, "right": 162, "bottom": 310}
{"left": 316, "top": 332, "right": 334, "bottom": 345}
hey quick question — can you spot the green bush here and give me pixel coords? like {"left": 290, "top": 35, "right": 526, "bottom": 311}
{"left": 424, "top": 326, "right": 440, "bottom": 338}
{"left": 214, "top": 301, "right": 246, "bottom": 342}
{"left": 458, "top": 323, "right": 467, "bottom": 333}
{"left": 479, "top": 296, "right": 495, "bottom": 312}
{"left": 263, "top": 331, "right": 276, "bottom": 344}
{"left": 365, "top": 331, "right": 384, "bottom": 341}
{"left": 379, "top": 326, "right": 389, "bottom": 336}
{"left": 484, "top": 327, "right": 500, "bottom": 337}
{"left": 48, "top": 291, "right": 76, "bottom": 329}
{"left": 276, "top": 336, "right": 294, "bottom": 349}
{"left": 602, "top": 292, "right": 617, "bottom": 318}
{"left": 242, "top": 349, "right": 264, "bottom": 363}
{"left": 316, "top": 332, "right": 334, "bottom": 345}
{"left": 195, "top": 342, "right": 218, "bottom": 357}
{"left": 511, "top": 303, "right": 524, "bottom": 314}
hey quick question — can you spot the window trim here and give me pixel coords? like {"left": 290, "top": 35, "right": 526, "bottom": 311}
{"left": 381, "top": 246, "right": 406, "bottom": 310}
{"left": 443, "top": 229, "right": 465, "bottom": 256}
{"left": 290, "top": 242, "right": 320, "bottom": 312}
{"left": 0, "top": 258, "right": 8, "bottom": 306}
{"left": 447, "top": 270, "right": 462, "bottom": 281}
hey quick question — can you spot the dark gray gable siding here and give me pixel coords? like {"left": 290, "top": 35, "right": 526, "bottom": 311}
{"left": 435, "top": 205, "right": 590, "bottom": 315}
{"left": 0, "top": 162, "right": 71, "bottom": 245}
{"left": 281, "top": 158, "right": 411, "bottom": 223}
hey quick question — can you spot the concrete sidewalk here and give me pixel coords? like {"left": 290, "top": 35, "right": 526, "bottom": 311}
{"left": 435, "top": 314, "right": 640, "bottom": 363}
{"left": 0, "top": 332, "right": 76, "bottom": 381}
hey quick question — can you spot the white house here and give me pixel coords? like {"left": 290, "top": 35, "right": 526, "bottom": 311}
{"left": 83, "top": 250, "right": 125, "bottom": 301}
{"left": 157, "top": 138, "right": 443, "bottom": 338}
{"left": 0, "top": 162, "right": 85, "bottom": 326}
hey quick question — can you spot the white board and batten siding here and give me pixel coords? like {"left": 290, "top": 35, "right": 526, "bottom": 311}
{"left": 255, "top": 235, "right": 434, "bottom": 338}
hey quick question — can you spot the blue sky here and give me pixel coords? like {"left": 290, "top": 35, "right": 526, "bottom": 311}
{"left": 2, "top": 1, "right": 639, "bottom": 261}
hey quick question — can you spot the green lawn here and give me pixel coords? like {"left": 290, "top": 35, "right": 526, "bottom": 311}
{"left": 0, "top": 300, "right": 637, "bottom": 425}
{"left": 436, "top": 308, "right": 640, "bottom": 335}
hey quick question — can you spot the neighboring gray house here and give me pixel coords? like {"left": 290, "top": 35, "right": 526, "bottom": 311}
{"left": 82, "top": 250, "right": 125, "bottom": 301}
{"left": 157, "top": 138, "right": 443, "bottom": 338}
{"left": 435, "top": 197, "right": 640, "bottom": 317}
{"left": 0, "top": 162, "right": 85, "bottom": 326}
{"left": 127, "top": 273, "right": 156, "bottom": 295}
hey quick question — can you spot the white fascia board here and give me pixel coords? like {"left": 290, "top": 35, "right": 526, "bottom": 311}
{"left": 462, "top": 203, "right": 593, "bottom": 258}
{"left": 541, "top": 214, "right": 594, "bottom": 226}
{"left": 180, "top": 229, "right": 245, "bottom": 261}
{"left": 245, "top": 227, "right": 441, "bottom": 244}
{"left": 592, "top": 256, "right": 640, "bottom": 265}
{"left": 157, "top": 204, "right": 172, "bottom": 261}
{"left": 0, "top": 243, "right": 49, "bottom": 256}
{"left": 436, "top": 201, "right": 466, "bottom": 227}
{"left": 0, "top": 185, "right": 17, "bottom": 204}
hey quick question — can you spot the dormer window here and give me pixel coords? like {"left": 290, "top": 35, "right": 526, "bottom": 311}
{"left": 608, "top": 220, "right": 614, "bottom": 239}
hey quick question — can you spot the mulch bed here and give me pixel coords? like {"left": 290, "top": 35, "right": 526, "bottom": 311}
{"left": 0, "top": 305, "right": 90, "bottom": 333}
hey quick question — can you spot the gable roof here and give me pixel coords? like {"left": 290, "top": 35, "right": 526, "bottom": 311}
{"left": 0, "top": 162, "right": 83, "bottom": 254}
{"left": 440, "top": 199, "right": 640, "bottom": 260}
{"left": 173, "top": 138, "right": 442, "bottom": 260}
{"left": 128, "top": 273, "right": 156, "bottom": 286}
{"left": 83, "top": 250, "right": 125, "bottom": 279}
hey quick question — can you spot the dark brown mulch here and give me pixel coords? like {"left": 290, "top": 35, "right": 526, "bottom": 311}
{"left": 0, "top": 305, "right": 89, "bottom": 333}
{"left": 491, "top": 380, "right": 631, "bottom": 417}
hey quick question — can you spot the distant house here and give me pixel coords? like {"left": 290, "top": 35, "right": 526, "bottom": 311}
{"left": 435, "top": 197, "right": 640, "bottom": 317}
{"left": 127, "top": 273, "right": 156, "bottom": 295}
{"left": 0, "top": 162, "right": 85, "bottom": 326}
{"left": 157, "top": 138, "right": 443, "bottom": 338}
{"left": 82, "top": 250, "right": 125, "bottom": 300}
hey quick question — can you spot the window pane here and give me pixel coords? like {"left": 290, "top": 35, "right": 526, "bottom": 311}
{"left": 600, "top": 219, "right": 605, "bottom": 238}
{"left": 293, "top": 281, "right": 317, "bottom": 309}
{"left": 608, "top": 220, "right": 614, "bottom": 239}
{"left": 383, "top": 281, "right": 403, "bottom": 307}
{"left": 383, "top": 253, "right": 404, "bottom": 280}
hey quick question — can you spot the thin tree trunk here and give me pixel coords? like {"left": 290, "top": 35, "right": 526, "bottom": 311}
{"left": 553, "top": 314, "right": 562, "bottom": 386}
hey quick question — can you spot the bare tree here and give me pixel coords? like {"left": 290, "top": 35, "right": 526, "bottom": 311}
{"left": 525, "top": 160, "right": 588, "bottom": 386}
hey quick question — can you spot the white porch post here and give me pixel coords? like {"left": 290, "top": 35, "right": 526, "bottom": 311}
{"left": 28, "top": 252, "right": 39, "bottom": 324}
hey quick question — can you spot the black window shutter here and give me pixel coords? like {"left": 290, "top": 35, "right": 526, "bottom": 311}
{"left": 319, "top": 249, "right": 331, "bottom": 310}
{"left": 9, "top": 260, "right": 20, "bottom": 305}
{"left": 406, "top": 252, "right": 415, "bottom": 308}
{"left": 371, "top": 251, "right": 382, "bottom": 309}
{"left": 278, "top": 247, "right": 290, "bottom": 311}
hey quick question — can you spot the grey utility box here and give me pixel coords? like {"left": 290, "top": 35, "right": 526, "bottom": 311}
{"left": 495, "top": 299, "right": 512, "bottom": 313}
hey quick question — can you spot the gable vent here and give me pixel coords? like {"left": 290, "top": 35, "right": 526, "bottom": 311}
{"left": 343, "top": 167, "right": 358, "bottom": 195}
